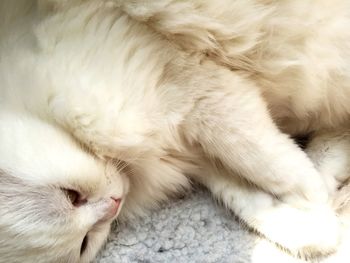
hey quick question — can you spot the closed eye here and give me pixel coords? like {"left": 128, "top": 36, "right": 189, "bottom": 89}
{"left": 63, "top": 189, "right": 87, "bottom": 207}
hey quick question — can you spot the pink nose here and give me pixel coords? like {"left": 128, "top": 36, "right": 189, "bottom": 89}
{"left": 110, "top": 197, "right": 121, "bottom": 216}
{"left": 101, "top": 198, "right": 122, "bottom": 222}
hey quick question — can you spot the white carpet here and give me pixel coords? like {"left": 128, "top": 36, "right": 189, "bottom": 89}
{"left": 95, "top": 188, "right": 350, "bottom": 263}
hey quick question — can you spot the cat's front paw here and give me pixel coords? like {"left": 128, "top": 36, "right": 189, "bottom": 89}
{"left": 257, "top": 204, "right": 341, "bottom": 260}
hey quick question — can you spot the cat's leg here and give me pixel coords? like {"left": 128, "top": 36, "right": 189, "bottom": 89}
{"left": 305, "top": 130, "right": 350, "bottom": 213}
{"left": 117, "top": 0, "right": 270, "bottom": 60}
{"left": 183, "top": 65, "right": 328, "bottom": 208}
{"left": 191, "top": 167, "right": 340, "bottom": 258}
{"left": 306, "top": 130, "right": 350, "bottom": 195}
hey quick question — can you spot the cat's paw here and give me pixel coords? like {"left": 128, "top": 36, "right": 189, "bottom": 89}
{"left": 306, "top": 130, "right": 350, "bottom": 196}
{"left": 256, "top": 204, "right": 340, "bottom": 259}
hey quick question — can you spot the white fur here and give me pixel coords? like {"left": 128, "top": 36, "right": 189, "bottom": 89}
{"left": 1, "top": 0, "right": 350, "bottom": 262}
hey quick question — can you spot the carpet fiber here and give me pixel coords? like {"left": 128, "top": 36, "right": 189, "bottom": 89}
{"left": 95, "top": 189, "right": 349, "bottom": 263}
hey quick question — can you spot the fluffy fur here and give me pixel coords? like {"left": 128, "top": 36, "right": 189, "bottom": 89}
{"left": 1, "top": 0, "right": 350, "bottom": 262}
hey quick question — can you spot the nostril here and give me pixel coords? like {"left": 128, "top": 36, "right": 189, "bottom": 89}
{"left": 111, "top": 197, "right": 121, "bottom": 203}
{"left": 111, "top": 197, "right": 121, "bottom": 208}
{"left": 111, "top": 197, "right": 122, "bottom": 213}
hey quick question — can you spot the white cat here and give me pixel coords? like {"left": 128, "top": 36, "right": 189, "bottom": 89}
{"left": 1, "top": 0, "right": 350, "bottom": 262}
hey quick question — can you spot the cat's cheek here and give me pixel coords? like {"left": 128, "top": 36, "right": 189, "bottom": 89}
{"left": 104, "top": 161, "right": 130, "bottom": 199}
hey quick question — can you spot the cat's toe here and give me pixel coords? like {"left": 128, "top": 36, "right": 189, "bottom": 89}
{"left": 294, "top": 220, "right": 341, "bottom": 260}
{"left": 296, "top": 244, "right": 337, "bottom": 261}
{"left": 287, "top": 206, "right": 340, "bottom": 260}
{"left": 257, "top": 204, "right": 341, "bottom": 260}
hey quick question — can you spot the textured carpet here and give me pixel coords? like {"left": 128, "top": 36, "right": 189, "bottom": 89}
{"left": 95, "top": 188, "right": 350, "bottom": 263}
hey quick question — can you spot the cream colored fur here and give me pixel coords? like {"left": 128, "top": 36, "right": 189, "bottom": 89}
{"left": 1, "top": 0, "right": 350, "bottom": 262}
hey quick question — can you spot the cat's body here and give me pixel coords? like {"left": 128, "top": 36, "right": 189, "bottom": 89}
{"left": 1, "top": 0, "right": 350, "bottom": 262}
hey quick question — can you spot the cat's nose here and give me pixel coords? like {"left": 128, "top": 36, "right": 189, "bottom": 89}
{"left": 97, "top": 197, "right": 122, "bottom": 223}
{"left": 99, "top": 197, "right": 122, "bottom": 222}
{"left": 80, "top": 197, "right": 122, "bottom": 227}
{"left": 111, "top": 197, "right": 121, "bottom": 214}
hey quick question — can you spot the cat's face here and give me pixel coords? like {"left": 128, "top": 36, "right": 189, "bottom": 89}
{"left": 0, "top": 112, "right": 129, "bottom": 263}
